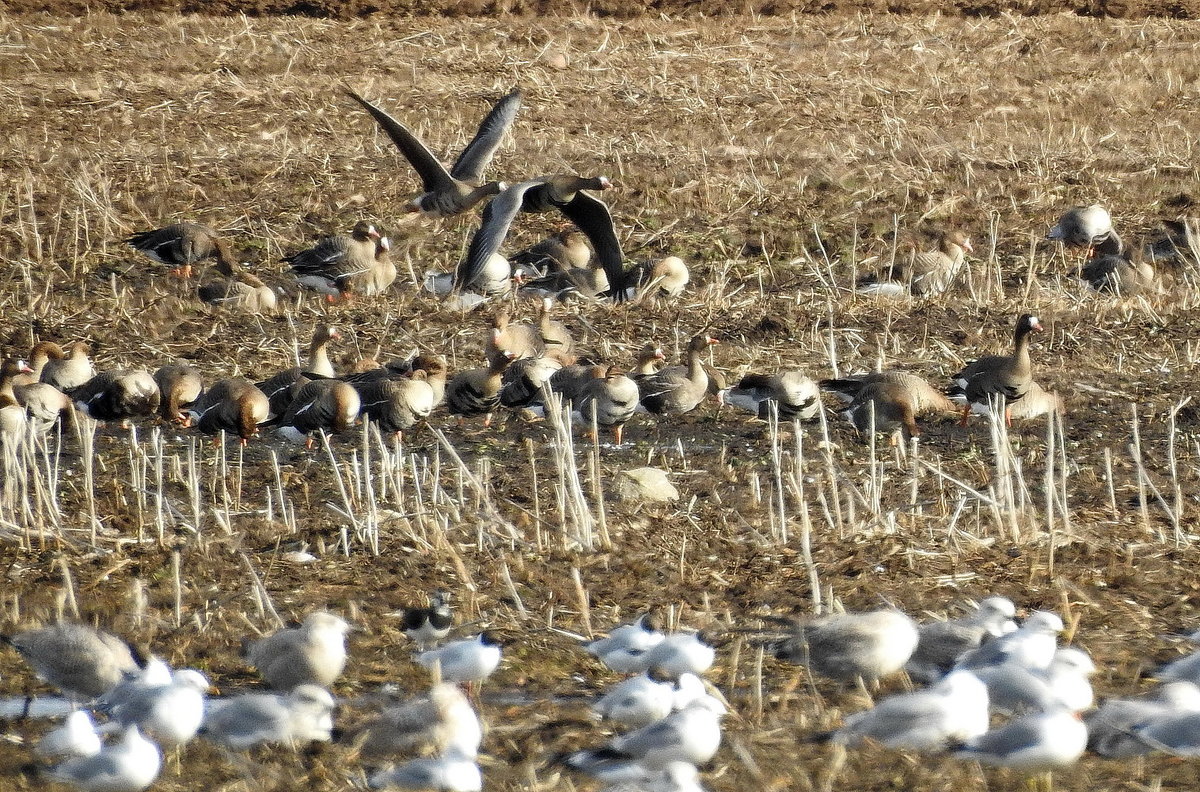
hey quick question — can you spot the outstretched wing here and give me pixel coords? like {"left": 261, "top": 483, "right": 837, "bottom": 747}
{"left": 451, "top": 88, "right": 522, "bottom": 183}
{"left": 559, "top": 191, "right": 626, "bottom": 301}
{"left": 344, "top": 88, "right": 454, "bottom": 193}
{"left": 454, "top": 179, "right": 541, "bottom": 291}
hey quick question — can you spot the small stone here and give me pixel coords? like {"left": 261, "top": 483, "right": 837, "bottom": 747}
{"left": 542, "top": 50, "right": 569, "bottom": 70}
{"left": 612, "top": 467, "right": 679, "bottom": 504}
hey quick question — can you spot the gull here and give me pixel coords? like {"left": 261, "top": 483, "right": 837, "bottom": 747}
{"left": 586, "top": 614, "right": 665, "bottom": 658}
{"left": 1087, "top": 681, "right": 1200, "bottom": 758}
{"left": 367, "top": 748, "right": 481, "bottom": 791}
{"left": 955, "top": 611, "right": 1063, "bottom": 671}
{"left": 242, "top": 611, "right": 350, "bottom": 690}
{"left": 416, "top": 634, "right": 501, "bottom": 686}
{"left": 972, "top": 647, "right": 1095, "bottom": 715}
{"left": 769, "top": 609, "right": 920, "bottom": 683}
{"left": 905, "top": 596, "right": 1018, "bottom": 682}
{"left": 598, "top": 761, "right": 707, "bottom": 792}
{"left": 1154, "top": 627, "right": 1200, "bottom": 683}
{"left": 2, "top": 622, "right": 141, "bottom": 700}
{"left": 36, "top": 711, "right": 101, "bottom": 760}
{"left": 96, "top": 657, "right": 174, "bottom": 713}
{"left": 952, "top": 707, "right": 1088, "bottom": 770}
{"left": 201, "top": 684, "right": 335, "bottom": 749}
{"left": 567, "top": 697, "right": 725, "bottom": 774}
{"left": 832, "top": 669, "right": 990, "bottom": 750}
{"left": 47, "top": 724, "right": 161, "bottom": 792}
{"left": 593, "top": 672, "right": 678, "bottom": 728}
{"left": 358, "top": 682, "right": 482, "bottom": 759}
{"left": 103, "top": 669, "right": 210, "bottom": 748}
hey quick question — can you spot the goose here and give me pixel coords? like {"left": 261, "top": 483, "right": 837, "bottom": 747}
{"left": 426, "top": 251, "right": 516, "bottom": 301}
{"left": 72, "top": 370, "right": 161, "bottom": 423}
{"left": 456, "top": 175, "right": 626, "bottom": 300}
{"left": 574, "top": 366, "right": 640, "bottom": 444}
{"left": 510, "top": 227, "right": 591, "bottom": 273}
{"left": 1046, "top": 204, "right": 1113, "bottom": 248}
{"left": 538, "top": 298, "right": 576, "bottom": 364}
{"left": 2, "top": 621, "right": 141, "bottom": 700}
{"left": 841, "top": 379, "right": 921, "bottom": 442}
{"left": 355, "top": 370, "right": 439, "bottom": 436}
{"left": 637, "top": 334, "right": 720, "bottom": 416}
{"left": 13, "top": 344, "right": 75, "bottom": 431}
{"left": 821, "top": 369, "right": 958, "bottom": 416}
{"left": 344, "top": 86, "right": 520, "bottom": 217}
{"left": 257, "top": 325, "right": 340, "bottom": 416}
{"left": 487, "top": 310, "right": 543, "bottom": 366}
{"left": 1079, "top": 231, "right": 1154, "bottom": 295}
{"left": 949, "top": 313, "right": 1042, "bottom": 426}
{"left": 197, "top": 258, "right": 278, "bottom": 313}
{"left": 767, "top": 609, "right": 920, "bottom": 683}
{"left": 446, "top": 352, "right": 517, "bottom": 427}
{"left": 0, "top": 358, "right": 32, "bottom": 447}
{"left": 152, "top": 364, "right": 203, "bottom": 425}
{"left": 720, "top": 369, "right": 820, "bottom": 421}
{"left": 955, "top": 379, "right": 1064, "bottom": 421}
{"left": 187, "top": 378, "right": 271, "bottom": 443}
{"left": 857, "top": 230, "right": 972, "bottom": 296}
{"left": 40, "top": 341, "right": 95, "bottom": 392}
{"left": 622, "top": 256, "right": 691, "bottom": 301}
{"left": 125, "top": 221, "right": 236, "bottom": 278}
{"left": 275, "top": 380, "right": 360, "bottom": 447}
{"left": 499, "top": 355, "right": 562, "bottom": 410}
{"left": 284, "top": 221, "right": 385, "bottom": 301}
{"left": 242, "top": 611, "right": 350, "bottom": 690}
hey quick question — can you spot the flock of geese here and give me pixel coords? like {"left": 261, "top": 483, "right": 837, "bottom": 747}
{"left": 10, "top": 595, "right": 1200, "bottom": 791}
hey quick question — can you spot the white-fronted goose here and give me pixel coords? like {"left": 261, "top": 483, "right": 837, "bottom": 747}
{"left": 511, "top": 228, "right": 591, "bottom": 273}
{"left": 1146, "top": 217, "right": 1200, "bottom": 262}
{"left": 1079, "top": 233, "right": 1154, "bottom": 296}
{"left": 955, "top": 379, "right": 1064, "bottom": 421}
{"left": 14, "top": 381, "right": 73, "bottom": 434}
{"left": 721, "top": 370, "right": 820, "bottom": 421}
{"left": 125, "top": 222, "right": 236, "bottom": 278}
{"left": 153, "top": 364, "right": 203, "bottom": 425}
{"left": 842, "top": 379, "right": 921, "bottom": 442}
{"left": 40, "top": 342, "right": 95, "bottom": 392}
{"left": 575, "top": 365, "right": 640, "bottom": 444}
{"left": 457, "top": 175, "right": 626, "bottom": 300}
{"left": 637, "top": 334, "right": 720, "bottom": 416}
{"left": 1046, "top": 204, "right": 1113, "bottom": 248}
{"left": 0, "top": 358, "right": 32, "bottom": 447}
{"left": 15, "top": 341, "right": 57, "bottom": 386}
{"left": 198, "top": 259, "right": 279, "bottom": 314}
{"left": 426, "top": 251, "right": 514, "bottom": 300}
{"left": 538, "top": 298, "right": 576, "bottom": 364}
{"left": 632, "top": 343, "right": 667, "bottom": 378}
{"left": 344, "top": 87, "right": 520, "bottom": 217}
{"left": 821, "top": 370, "right": 957, "bottom": 416}
{"left": 284, "top": 221, "right": 385, "bottom": 301}
{"left": 857, "top": 230, "right": 973, "bottom": 297}
{"left": 950, "top": 313, "right": 1042, "bottom": 426}
{"left": 275, "top": 380, "right": 361, "bottom": 447}
{"left": 487, "top": 310, "right": 543, "bottom": 366}
{"left": 446, "top": 352, "right": 516, "bottom": 427}
{"left": 188, "top": 377, "right": 270, "bottom": 443}
{"left": 72, "top": 370, "right": 161, "bottom": 423}
{"left": 499, "top": 355, "right": 562, "bottom": 410}
{"left": 256, "top": 325, "right": 340, "bottom": 416}
{"left": 623, "top": 256, "right": 690, "bottom": 301}
{"left": 355, "top": 371, "right": 439, "bottom": 436}
{"left": 548, "top": 363, "right": 600, "bottom": 405}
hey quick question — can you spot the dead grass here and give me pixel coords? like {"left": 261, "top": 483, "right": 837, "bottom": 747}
{"left": 4, "top": 10, "right": 1200, "bottom": 792}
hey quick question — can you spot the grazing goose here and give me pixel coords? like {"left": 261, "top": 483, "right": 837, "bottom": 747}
{"left": 72, "top": 370, "right": 161, "bottom": 423}
{"left": 14, "top": 378, "right": 73, "bottom": 434}
{"left": 0, "top": 358, "right": 32, "bottom": 447}
{"left": 510, "top": 227, "right": 591, "bottom": 273}
{"left": 955, "top": 379, "right": 1064, "bottom": 421}
{"left": 125, "top": 221, "right": 236, "bottom": 278}
{"left": 456, "top": 175, "right": 626, "bottom": 300}
{"left": 574, "top": 366, "right": 640, "bottom": 444}
{"left": 257, "top": 325, "right": 340, "bottom": 416}
{"left": 499, "top": 355, "right": 562, "bottom": 410}
{"left": 857, "top": 230, "right": 973, "bottom": 296}
{"left": 637, "top": 334, "right": 720, "bottom": 416}
{"left": 1046, "top": 204, "right": 1113, "bottom": 248}
{"left": 242, "top": 611, "right": 350, "bottom": 691}
{"left": 720, "top": 369, "right": 820, "bottom": 421}
{"left": 487, "top": 310, "right": 544, "bottom": 366}
{"left": 622, "top": 256, "right": 691, "bottom": 301}
{"left": 821, "top": 370, "right": 957, "bottom": 416}
{"left": 344, "top": 87, "right": 520, "bottom": 217}
{"left": 2, "top": 621, "right": 141, "bottom": 700}
{"left": 197, "top": 258, "right": 278, "bottom": 313}
{"left": 152, "top": 364, "right": 203, "bottom": 425}
{"left": 355, "top": 370, "right": 439, "bottom": 436}
{"left": 40, "top": 341, "right": 95, "bottom": 392}
{"left": 275, "top": 380, "right": 361, "bottom": 446}
{"left": 842, "top": 379, "right": 921, "bottom": 442}
{"left": 188, "top": 378, "right": 271, "bottom": 443}
{"left": 768, "top": 609, "right": 920, "bottom": 684}
{"left": 949, "top": 313, "right": 1042, "bottom": 426}
{"left": 446, "top": 352, "right": 516, "bottom": 427}
{"left": 284, "top": 221, "right": 383, "bottom": 301}
{"left": 1079, "top": 232, "right": 1155, "bottom": 296}
{"left": 538, "top": 298, "right": 576, "bottom": 364}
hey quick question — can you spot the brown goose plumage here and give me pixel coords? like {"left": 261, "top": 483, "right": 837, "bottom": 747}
{"left": 446, "top": 352, "right": 516, "bottom": 427}
{"left": 257, "top": 325, "right": 340, "bottom": 416}
{"left": 276, "top": 380, "right": 361, "bottom": 447}
{"left": 510, "top": 228, "right": 591, "bottom": 273}
{"left": 950, "top": 313, "right": 1042, "bottom": 426}
{"left": 198, "top": 259, "right": 279, "bottom": 313}
{"left": 355, "top": 371, "right": 439, "bottom": 436}
{"left": 125, "top": 221, "right": 236, "bottom": 278}
{"left": 722, "top": 370, "right": 821, "bottom": 421}
{"left": 1046, "top": 205, "right": 1113, "bottom": 248}
{"left": 858, "top": 230, "right": 973, "bottom": 297}
{"left": 637, "top": 334, "right": 720, "bottom": 416}
{"left": 14, "top": 344, "right": 74, "bottom": 431}
{"left": 821, "top": 370, "right": 957, "bottom": 416}
{"left": 486, "top": 310, "right": 543, "bottom": 367}
{"left": 575, "top": 366, "right": 640, "bottom": 444}
{"left": 842, "top": 379, "right": 921, "bottom": 443}
{"left": 189, "top": 377, "right": 270, "bottom": 443}
{"left": 153, "top": 364, "right": 204, "bottom": 424}
{"left": 40, "top": 342, "right": 95, "bottom": 392}
{"left": 0, "top": 358, "right": 32, "bottom": 447}
{"left": 284, "top": 221, "right": 384, "bottom": 301}
{"left": 72, "top": 370, "right": 160, "bottom": 422}
{"left": 538, "top": 299, "right": 576, "bottom": 365}
{"left": 1080, "top": 233, "right": 1154, "bottom": 296}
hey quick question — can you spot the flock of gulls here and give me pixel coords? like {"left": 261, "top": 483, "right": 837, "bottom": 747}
{"left": 9, "top": 596, "right": 1200, "bottom": 791}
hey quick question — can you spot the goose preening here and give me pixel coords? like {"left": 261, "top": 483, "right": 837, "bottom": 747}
{"left": 446, "top": 351, "right": 516, "bottom": 427}
{"left": 841, "top": 379, "right": 922, "bottom": 443}
{"left": 72, "top": 370, "right": 161, "bottom": 424}
{"left": 720, "top": 369, "right": 820, "bottom": 421}
{"left": 242, "top": 611, "right": 350, "bottom": 691}
{"left": 197, "top": 258, "right": 279, "bottom": 313}
{"left": 857, "top": 230, "right": 973, "bottom": 297}
{"left": 354, "top": 367, "right": 442, "bottom": 437}
{"left": 637, "top": 334, "right": 720, "bottom": 416}
{"left": 456, "top": 175, "right": 626, "bottom": 301}
{"left": 125, "top": 221, "right": 236, "bottom": 279}
{"left": 284, "top": 221, "right": 390, "bottom": 301}
{"left": 187, "top": 377, "right": 271, "bottom": 443}
{"left": 1046, "top": 204, "right": 1113, "bottom": 249}
{"left": 949, "top": 313, "right": 1042, "bottom": 426}
{"left": 257, "top": 325, "right": 341, "bottom": 416}
{"left": 344, "top": 86, "right": 520, "bottom": 218}
{"left": 152, "top": 364, "right": 203, "bottom": 425}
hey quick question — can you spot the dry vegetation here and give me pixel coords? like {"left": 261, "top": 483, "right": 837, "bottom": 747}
{"left": 5, "top": 9, "right": 1200, "bottom": 792}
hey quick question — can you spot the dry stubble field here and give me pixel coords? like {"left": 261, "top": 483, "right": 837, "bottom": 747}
{"left": 4, "top": 9, "right": 1200, "bottom": 792}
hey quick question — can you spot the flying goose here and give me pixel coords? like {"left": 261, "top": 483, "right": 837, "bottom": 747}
{"left": 720, "top": 369, "right": 820, "bottom": 421}
{"left": 949, "top": 313, "right": 1042, "bottom": 426}
{"left": 456, "top": 175, "right": 626, "bottom": 300}
{"left": 187, "top": 377, "right": 271, "bottom": 443}
{"left": 637, "top": 334, "right": 720, "bottom": 416}
{"left": 344, "top": 87, "right": 520, "bottom": 218}
{"left": 152, "top": 364, "right": 203, "bottom": 425}
{"left": 284, "top": 221, "right": 386, "bottom": 301}
{"left": 857, "top": 230, "right": 973, "bottom": 297}
{"left": 198, "top": 258, "right": 279, "bottom": 314}
{"left": 125, "top": 222, "right": 236, "bottom": 278}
